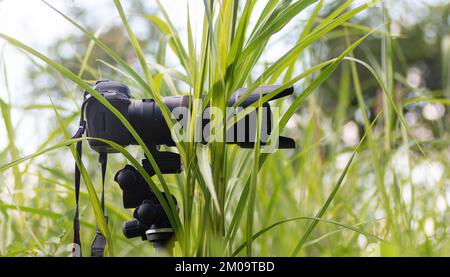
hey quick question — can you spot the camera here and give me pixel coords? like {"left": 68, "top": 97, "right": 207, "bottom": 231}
{"left": 84, "top": 80, "right": 295, "bottom": 153}
{"left": 76, "top": 80, "right": 295, "bottom": 253}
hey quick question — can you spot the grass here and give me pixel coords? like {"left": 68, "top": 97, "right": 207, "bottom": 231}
{"left": 0, "top": 0, "right": 450, "bottom": 257}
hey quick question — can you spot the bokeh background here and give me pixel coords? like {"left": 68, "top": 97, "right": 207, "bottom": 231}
{"left": 0, "top": 0, "right": 449, "bottom": 256}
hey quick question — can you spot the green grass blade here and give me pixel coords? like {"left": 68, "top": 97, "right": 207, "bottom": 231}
{"left": 233, "top": 216, "right": 385, "bottom": 256}
{"left": 291, "top": 111, "right": 383, "bottom": 256}
{"left": 0, "top": 32, "right": 183, "bottom": 236}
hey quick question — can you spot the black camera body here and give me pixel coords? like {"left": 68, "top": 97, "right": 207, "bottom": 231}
{"left": 84, "top": 81, "right": 183, "bottom": 153}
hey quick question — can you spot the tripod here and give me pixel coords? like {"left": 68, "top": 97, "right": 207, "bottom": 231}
{"left": 114, "top": 148, "right": 181, "bottom": 255}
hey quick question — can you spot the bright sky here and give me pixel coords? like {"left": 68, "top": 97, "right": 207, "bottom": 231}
{"left": 0, "top": 0, "right": 205, "bottom": 97}
{"left": 0, "top": 0, "right": 206, "bottom": 153}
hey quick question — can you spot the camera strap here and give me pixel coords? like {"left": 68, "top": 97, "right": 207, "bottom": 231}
{"left": 71, "top": 94, "right": 109, "bottom": 257}
{"left": 90, "top": 153, "right": 108, "bottom": 257}
{"left": 72, "top": 115, "right": 85, "bottom": 257}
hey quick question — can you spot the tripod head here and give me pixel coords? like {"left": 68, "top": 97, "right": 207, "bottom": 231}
{"left": 114, "top": 153, "right": 179, "bottom": 250}
{"left": 115, "top": 161, "right": 177, "bottom": 249}
{"left": 113, "top": 147, "right": 181, "bottom": 251}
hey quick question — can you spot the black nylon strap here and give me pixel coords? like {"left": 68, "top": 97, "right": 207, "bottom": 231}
{"left": 71, "top": 96, "right": 88, "bottom": 257}
{"left": 90, "top": 153, "right": 108, "bottom": 257}
{"left": 100, "top": 153, "right": 107, "bottom": 212}
{"left": 72, "top": 125, "right": 84, "bottom": 257}
{"left": 72, "top": 89, "right": 109, "bottom": 257}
